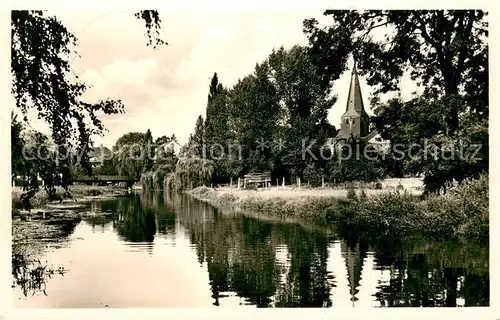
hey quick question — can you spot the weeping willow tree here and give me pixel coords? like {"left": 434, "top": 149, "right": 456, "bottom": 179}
{"left": 140, "top": 162, "right": 176, "bottom": 191}
{"left": 164, "top": 157, "right": 214, "bottom": 191}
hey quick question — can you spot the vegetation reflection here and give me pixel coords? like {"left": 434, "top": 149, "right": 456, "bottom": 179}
{"left": 82, "top": 192, "right": 488, "bottom": 307}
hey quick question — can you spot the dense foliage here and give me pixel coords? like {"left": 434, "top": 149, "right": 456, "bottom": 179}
{"left": 182, "top": 45, "right": 337, "bottom": 186}
{"left": 304, "top": 10, "right": 488, "bottom": 192}
{"left": 11, "top": 10, "right": 166, "bottom": 206}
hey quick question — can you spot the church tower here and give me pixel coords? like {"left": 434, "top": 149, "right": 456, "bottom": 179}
{"left": 337, "top": 63, "right": 370, "bottom": 140}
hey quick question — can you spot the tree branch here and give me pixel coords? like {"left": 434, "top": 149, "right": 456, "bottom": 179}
{"left": 356, "top": 20, "right": 391, "bottom": 45}
{"left": 413, "top": 13, "right": 440, "bottom": 50}
{"left": 453, "top": 11, "right": 476, "bottom": 86}
{"left": 413, "top": 12, "right": 450, "bottom": 87}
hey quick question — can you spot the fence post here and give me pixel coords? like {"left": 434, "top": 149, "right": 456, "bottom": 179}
{"left": 282, "top": 177, "right": 285, "bottom": 189}
{"left": 230, "top": 177, "right": 233, "bottom": 189}
{"left": 322, "top": 176, "right": 325, "bottom": 188}
{"left": 298, "top": 177, "right": 301, "bottom": 190}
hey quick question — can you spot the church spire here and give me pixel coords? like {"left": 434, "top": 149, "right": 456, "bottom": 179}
{"left": 337, "top": 60, "right": 370, "bottom": 139}
{"left": 345, "top": 61, "right": 365, "bottom": 114}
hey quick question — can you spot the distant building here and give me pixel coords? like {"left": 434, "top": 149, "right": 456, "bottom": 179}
{"left": 88, "top": 146, "right": 113, "bottom": 167}
{"left": 155, "top": 140, "right": 182, "bottom": 159}
{"left": 327, "top": 63, "right": 390, "bottom": 153}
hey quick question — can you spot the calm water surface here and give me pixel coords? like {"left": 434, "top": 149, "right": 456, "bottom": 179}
{"left": 13, "top": 192, "right": 489, "bottom": 308}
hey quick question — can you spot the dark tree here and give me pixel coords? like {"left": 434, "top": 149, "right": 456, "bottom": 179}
{"left": 11, "top": 112, "right": 25, "bottom": 179}
{"left": 192, "top": 115, "right": 205, "bottom": 158}
{"left": 11, "top": 10, "right": 167, "bottom": 202}
{"left": 304, "top": 10, "right": 488, "bottom": 191}
{"left": 142, "top": 129, "right": 154, "bottom": 173}
{"left": 304, "top": 10, "right": 488, "bottom": 131}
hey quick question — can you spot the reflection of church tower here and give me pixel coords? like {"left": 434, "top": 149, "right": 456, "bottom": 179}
{"left": 341, "top": 240, "right": 368, "bottom": 306}
{"left": 91, "top": 201, "right": 98, "bottom": 213}
{"left": 337, "top": 63, "right": 370, "bottom": 140}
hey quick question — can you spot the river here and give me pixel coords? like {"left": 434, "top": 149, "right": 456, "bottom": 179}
{"left": 12, "top": 191, "right": 489, "bottom": 308}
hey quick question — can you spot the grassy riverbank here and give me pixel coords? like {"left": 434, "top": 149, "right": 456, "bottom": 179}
{"left": 189, "top": 182, "right": 421, "bottom": 219}
{"left": 189, "top": 174, "right": 488, "bottom": 241}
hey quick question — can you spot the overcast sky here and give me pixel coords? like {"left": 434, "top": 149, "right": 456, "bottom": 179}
{"left": 29, "top": 10, "right": 419, "bottom": 148}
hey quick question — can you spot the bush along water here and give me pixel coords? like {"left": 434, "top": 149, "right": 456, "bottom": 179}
{"left": 326, "top": 174, "right": 488, "bottom": 241}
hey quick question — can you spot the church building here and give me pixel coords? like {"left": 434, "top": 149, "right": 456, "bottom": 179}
{"left": 327, "top": 63, "right": 390, "bottom": 153}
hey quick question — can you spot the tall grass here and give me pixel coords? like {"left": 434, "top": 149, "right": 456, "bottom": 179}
{"left": 11, "top": 187, "right": 57, "bottom": 214}
{"left": 327, "top": 173, "right": 488, "bottom": 240}
{"left": 421, "top": 173, "right": 488, "bottom": 239}
{"left": 328, "top": 191, "right": 422, "bottom": 235}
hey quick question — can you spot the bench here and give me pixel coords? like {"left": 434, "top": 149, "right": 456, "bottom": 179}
{"left": 243, "top": 172, "right": 271, "bottom": 189}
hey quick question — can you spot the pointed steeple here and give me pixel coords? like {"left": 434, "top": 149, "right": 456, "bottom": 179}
{"left": 345, "top": 61, "right": 365, "bottom": 115}
{"left": 341, "top": 240, "right": 367, "bottom": 307}
{"left": 337, "top": 61, "right": 370, "bottom": 139}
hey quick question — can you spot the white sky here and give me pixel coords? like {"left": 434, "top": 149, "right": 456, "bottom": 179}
{"left": 27, "top": 10, "right": 419, "bottom": 147}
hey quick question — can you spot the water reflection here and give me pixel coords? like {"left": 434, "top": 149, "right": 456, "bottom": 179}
{"left": 12, "top": 253, "right": 67, "bottom": 298}
{"left": 115, "top": 196, "right": 156, "bottom": 243}
{"left": 334, "top": 225, "right": 489, "bottom": 307}
{"left": 145, "top": 191, "right": 488, "bottom": 307}
{"left": 12, "top": 214, "right": 81, "bottom": 298}
{"left": 13, "top": 191, "right": 489, "bottom": 308}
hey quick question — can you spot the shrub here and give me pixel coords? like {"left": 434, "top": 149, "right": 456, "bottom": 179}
{"left": 219, "top": 193, "right": 237, "bottom": 205}
{"left": 303, "top": 163, "right": 322, "bottom": 187}
{"left": 329, "top": 198, "right": 360, "bottom": 223}
{"left": 191, "top": 186, "right": 213, "bottom": 196}
{"left": 327, "top": 142, "right": 386, "bottom": 183}
{"left": 421, "top": 173, "right": 488, "bottom": 239}
{"left": 12, "top": 195, "right": 23, "bottom": 210}
{"left": 244, "top": 183, "right": 258, "bottom": 190}
{"left": 360, "top": 192, "right": 421, "bottom": 234}
{"left": 346, "top": 187, "right": 357, "bottom": 200}
{"left": 88, "top": 188, "right": 103, "bottom": 196}
{"left": 359, "top": 189, "right": 367, "bottom": 200}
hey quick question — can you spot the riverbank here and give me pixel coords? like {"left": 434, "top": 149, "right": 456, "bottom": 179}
{"left": 12, "top": 185, "right": 129, "bottom": 245}
{"left": 189, "top": 174, "right": 488, "bottom": 241}
{"left": 189, "top": 183, "right": 421, "bottom": 219}
{"left": 12, "top": 185, "right": 130, "bottom": 216}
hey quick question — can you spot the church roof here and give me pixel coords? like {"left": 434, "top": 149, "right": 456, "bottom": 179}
{"left": 362, "top": 129, "right": 379, "bottom": 142}
{"left": 345, "top": 63, "right": 367, "bottom": 116}
{"left": 342, "top": 108, "right": 362, "bottom": 118}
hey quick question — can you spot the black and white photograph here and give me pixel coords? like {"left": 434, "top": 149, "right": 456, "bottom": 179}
{"left": 2, "top": 6, "right": 493, "bottom": 314}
